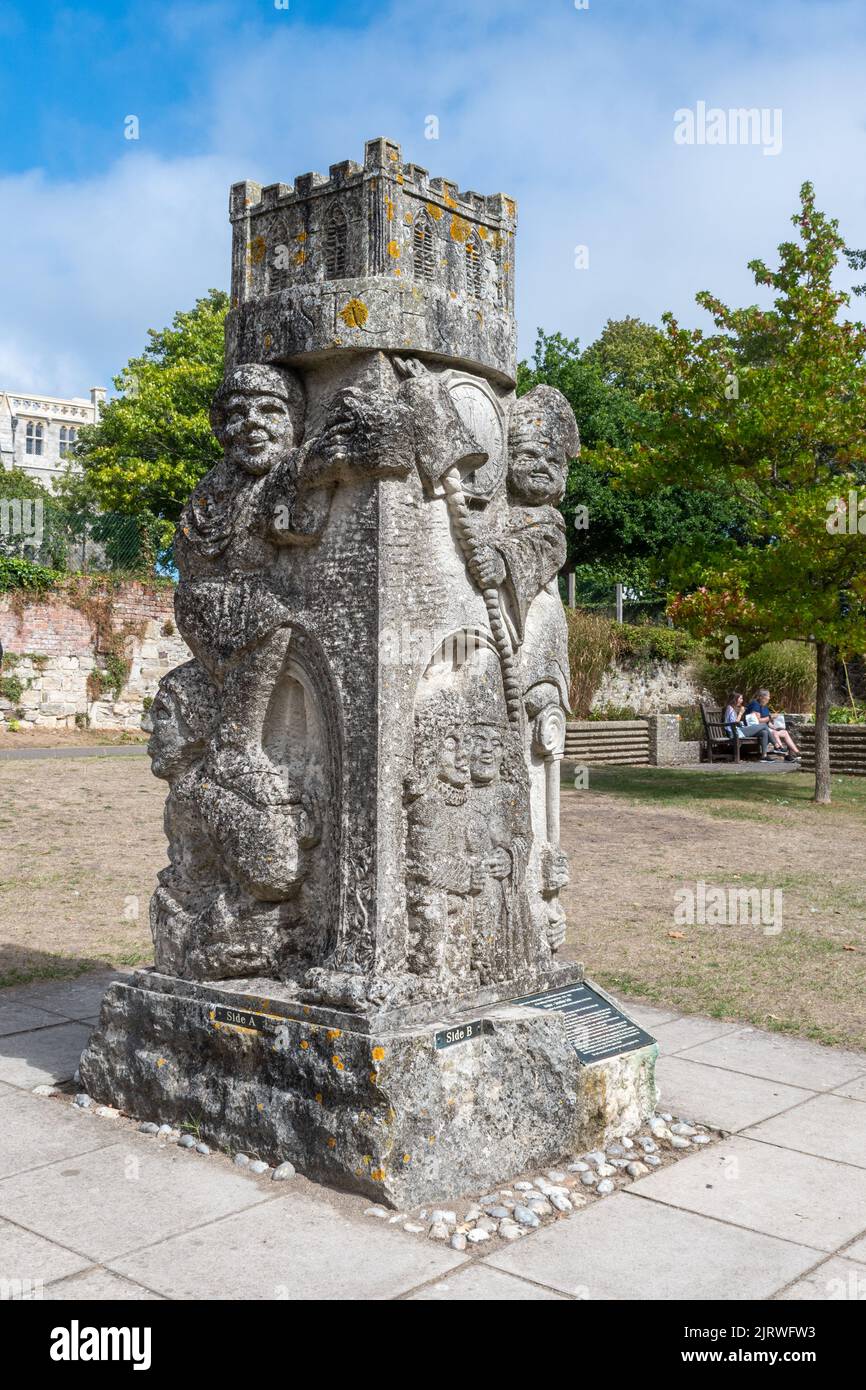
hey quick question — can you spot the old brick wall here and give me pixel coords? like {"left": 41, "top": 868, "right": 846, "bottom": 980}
{"left": 0, "top": 581, "right": 190, "bottom": 730}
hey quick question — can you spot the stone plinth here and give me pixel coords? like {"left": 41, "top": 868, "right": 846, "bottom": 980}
{"left": 81, "top": 968, "right": 657, "bottom": 1208}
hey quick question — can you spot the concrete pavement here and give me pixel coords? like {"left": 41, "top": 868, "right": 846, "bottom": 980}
{"left": 1, "top": 975, "right": 864, "bottom": 1301}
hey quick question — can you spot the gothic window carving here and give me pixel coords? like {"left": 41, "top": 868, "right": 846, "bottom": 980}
{"left": 413, "top": 210, "right": 436, "bottom": 283}
{"left": 59, "top": 425, "right": 77, "bottom": 457}
{"left": 25, "top": 422, "right": 43, "bottom": 456}
{"left": 465, "top": 230, "right": 483, "bottom": 298}
{"left": 324, "top": 205, "right": 348, "bottom": 279}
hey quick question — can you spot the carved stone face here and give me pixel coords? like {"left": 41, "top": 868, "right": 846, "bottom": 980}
{"left": 468, "top": 723, "right": 504, "bottom": 785}
{"left": 220, "top": 391, "right": 294, "bottom": 476}
{"left": 438, "top": 729, "right": 470, "bottom": 788}
{"left": 508, "top": 432, "right": 568, "bottom": 506}
{"left": 146, "top": 688, "right": 197, "bottom": 782}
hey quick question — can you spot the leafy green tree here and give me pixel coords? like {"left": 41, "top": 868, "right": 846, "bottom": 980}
{"left": 614, "top": 183, "right": 866, "bottom": 803}
{"left": 517, "top": 324, "right": 747, "bottom": 610}
{"left": 68, "top": 289, "right": 228, "bottom": 559}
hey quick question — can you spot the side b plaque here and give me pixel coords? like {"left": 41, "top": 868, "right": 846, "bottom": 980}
{"left": 511, "top": 982, "right": 655, "bottom": 1065}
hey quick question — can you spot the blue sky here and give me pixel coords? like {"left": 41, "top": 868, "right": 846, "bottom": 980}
{"left": 1, "top": 0, "right": 865, "bottom": 395}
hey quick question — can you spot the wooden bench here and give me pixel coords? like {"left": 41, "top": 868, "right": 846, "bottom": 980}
{"left": 699, "top": 703, "right": 764, "bottom": 763}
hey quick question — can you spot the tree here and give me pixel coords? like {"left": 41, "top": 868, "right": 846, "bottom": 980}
{"left": 613, "top": 183, "right": 866, "bottom": 803}
{"left": 517, "top": 324, "right": 747, "bottom": 611}
{"left": 68, "top": 289, "right": 229, "bottom": 559}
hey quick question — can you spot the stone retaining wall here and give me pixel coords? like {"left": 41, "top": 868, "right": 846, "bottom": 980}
{"left": 799, "top": 723, "right": 866, "bottom": 776}
{"left": 0, "top": 582, "right": 189, "bottom": 731}
{"left": 564, "top": 715, "right": 700, "bottom": 767}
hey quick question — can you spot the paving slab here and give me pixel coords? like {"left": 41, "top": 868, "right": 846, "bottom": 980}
{"left": 3, "top": 972, "right": 126, "bottom": 1023}
{"left": 743, "top": 1093, "right": 866, "bottom": 1169}
{"left": 45, "top": 1268, "right": 163, "bottom": 1300}
{"left": 0, "top": 1216, "right": 91, "bottom": 1287}
{"left": 110, "top": 1192, "right": 466, "bottom": 1300}
{"left": 407, "top": 1264, "right": 566, "bottom": 1300}
{"left": 833, "top": 1075, "right": 866, "bottom": 1102}
{"left": 841, "top": 1232, "right": 866, "bottom": 1265}
{"left": 0, "top": 1021, "right": 91, "bottom": 1088}
{"left": 0, "top": 1092, "right": 121, "bottom": 1179}
{"left": 652, "top": 1016, "right": 742, "bottom": 1055}
{"left": 633, "top": 1135, "right": 866, "bottom": 1252}
{"left": 0, "top": 1002, "right": 70, "bottom": 1038}
{"left": 776, "top": 1255, "right": 866, "bottom": 1301}
{"left": 657, "top": 1055, "right": 814, "bottom": 1131}
{"left": 674, "top": 1028, "right": 866, "bottom": 1091}
{"left": 487, "top": 1192, "right": 818, "bottom": 1300}
{"left": 0, "top": 1140, "right": 272, "bottom": 1263}
{"left": 613, "top": 999, "right": 680, "bottom": 1029}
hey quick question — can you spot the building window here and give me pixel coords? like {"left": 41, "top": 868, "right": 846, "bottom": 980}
{"left": 25, "top": 422, "right": 44, "bottom": 456}
{"left": 59, "top": 425, "right": 77, "bottom": 457}
{"left": 324, "top": 206, "right": 348, "bottom": 279}
{"left": 413, "top": 211, "right": 436, "bottom": 283}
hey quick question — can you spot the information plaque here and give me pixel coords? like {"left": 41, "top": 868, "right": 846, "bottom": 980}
{"left": 510, "top": 982, "right": 655, "bottom": 1064}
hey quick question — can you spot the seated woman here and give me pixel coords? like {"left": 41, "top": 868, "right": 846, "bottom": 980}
{"left": 745, "top": 688, "right": 801, "bottom": 761}
{"left": 724, "top": 691, "right": 773, "bottom": 758}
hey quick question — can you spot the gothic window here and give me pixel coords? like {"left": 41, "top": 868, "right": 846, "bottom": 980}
{"left": 25, "top": 422, "right": 43, "bottom": 456}
{"left": 465, "top": 230, "right": 483, "bottom": 298}
{"left": 324, "top": 205, "right": 348, "bottom": 279}
{"left": 59, "top": 425, "right": 77, "bottom": 457}
{"left": 413, "top": 210, "right": 436, "bottom": 283}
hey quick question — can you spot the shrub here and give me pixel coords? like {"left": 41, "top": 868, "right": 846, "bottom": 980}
{"left": 617, "top": 623, "right": 699, "bottom": 665}
{"left": 587, "top": 703, "right": 641, "bottom": 721}
{"left": 0, "top": 555, "right": 60, "bottom": 593}
{"left": 698, "top": 640, "right": 816, "bottom": 712}
{"left": 827, "top": 703, "right": 866, "bottom": 725}
{"left": 565, "top": 608, "right": 620, "bottom": 717}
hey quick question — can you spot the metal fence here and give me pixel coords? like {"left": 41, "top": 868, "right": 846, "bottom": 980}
{"left": 0, "top": 500, "right": 158, "bottom": 576}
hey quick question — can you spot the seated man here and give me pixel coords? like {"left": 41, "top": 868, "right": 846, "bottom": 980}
{"left": 723, "top": 691, "right": 772, "bottom": 757}
{"left": 745, "top": 688, "right": 800, "bottom": 760}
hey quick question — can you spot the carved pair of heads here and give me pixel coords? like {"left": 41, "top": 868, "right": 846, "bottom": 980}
{"left": 507, "top": 384, "right": 579, "bottom": 506}
{"left": 210, "top": 364, "right": 305, "bottom": 476}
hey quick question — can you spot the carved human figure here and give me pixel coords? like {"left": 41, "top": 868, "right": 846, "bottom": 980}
{"left": 404, "top": 692, "right": 483, "bottom": 989}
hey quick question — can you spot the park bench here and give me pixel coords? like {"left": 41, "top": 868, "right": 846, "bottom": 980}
{"left": 700, "top": 703, "right": 764, "bottom": 764}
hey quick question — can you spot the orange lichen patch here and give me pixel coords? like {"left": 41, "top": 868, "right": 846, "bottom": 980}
{"left": 388, "top": 149, "right": 399, "bottom": 161}
{"left": 300, "top": 1039, "right": 309, "bottom": 1050}
{"left": 449, "top": 215, "right": 471, "bottom": 243}
{"left": 503, "top": 261, "right": 511, "bottom": 272}
{"left": 327, "top": 1137, "right": 336, "bottom": 1149}
{"left": 393, "top": 268, "right": 401, "bottom": 277}
{"left": 332, "top": 1056, "right": 344, "bottom": 1071}
{"left": 296, "top": 231, "right": 307, "bottom": 243}
{"left": 492, "top": 231, "right": 504, "bottom": 249}
{"left": 384, "top": 195, "right": 394, "bottom": 221}
{"left": 504, "top": 197, "right": 516, "bottom": 217}
{"left": 371, "top": 1168, "right": 386, "bottom": 1181}
{"left": 387, "top": 240, "right": 400, "bottom": 258}
{"left": 156, "top": 1057, "right": 167, "bottom": 1068}
{"left": 315, "top": 1092, "right": 323, "bottom": 1104}
{"left": 257, "top": 1103, "right": 264, "bottom": 1111}
{"left": 368, "top": 1071, "right": 377, "bottom": 1083}
{"left": 263, "top": 333, "right": 273, "bottom": 349}
{"left": 371, "top": 1046, "right": 385, "bottom": 1061}
{"left": 449, "top": 290, "right": 457, "bottom": 299}
{"left": 478, "top": 226, "right": 488, "bottom": 240}
{"left": 476, "top": 311, "right": 483, "bottom": 326}
{"left": 294, "top": 249, "right": 306, "bottom": 265}
{"left": 443, "top": 190, "right": 457, "bottom": 209}
{"left": 362, "top": 1154, "right": 372, "bottom": 1166}
{"left": 428, "top": 1135, "right": 435, "bottom": 1144}
{"left": 247, "top": 236, "right": 266, "bottom": 264}
{"left": 232, "top": 296, "right": 239, "bottom": 307}
{"left": 303, "top": 1005, "right": 311, "bottom": 1014}
{"left": 402, "top": 1153, "right": 411, "bottom": 1164}
{"left": 426, "top": 202, "right": 443, "bottom": 221}
{"left": 327, "top": 1029, "right": 342, "bottom": 1040}
{"left": 404, "top": 212, "right": 413, "bottom": 223}
{"left": 339, "top": 297, "right": 368, "bottom": 328}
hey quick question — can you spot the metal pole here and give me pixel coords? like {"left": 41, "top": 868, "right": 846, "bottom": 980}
{"left": 615, "top": 582, "right": 623, "bottom": 623}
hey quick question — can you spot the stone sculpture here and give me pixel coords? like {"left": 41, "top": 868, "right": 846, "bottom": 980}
{"left": 81, "top": 140, "right": 657, "bottom": 1205}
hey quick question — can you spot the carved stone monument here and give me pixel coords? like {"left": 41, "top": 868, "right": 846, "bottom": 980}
{"left": 81, "top": 139, "right": 657, "bottom": 1205}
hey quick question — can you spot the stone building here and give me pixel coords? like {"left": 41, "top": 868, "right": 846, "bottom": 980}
{"left": 0, "top": 386, "right": 106, "bottom": 489}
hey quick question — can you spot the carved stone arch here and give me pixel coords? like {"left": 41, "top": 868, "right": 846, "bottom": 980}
{"left": 413, "top": 208, "right": 437, "bottom": 283}
{"left": 323, "top": 203, "right": 349, "bottom": 279}
{"left": 268, "top": 216, "right": 293, "bottom": 293}
{"left": 465, "top": 228, "right": 483, "bottom": 298}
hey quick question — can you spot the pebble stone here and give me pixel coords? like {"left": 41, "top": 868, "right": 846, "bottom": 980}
{"left": 546, "top": 1170, "right": 567, "bottom": 1183}
{"left": 430, "top": 1209, "right": 457, "bottom": 1226}
{"left": 249, "top": 1160, "right": 269, "bottom": 1174}
{"left": 692, "top": 1134, "right": 711, "bottom": 1145}
{"left": 513, "top": 1205, "right": 541, "bottom": 1228}
{"left": 621, "top": 1137, "right": 635, "bottom": 1149}
{"left": 580, "top": 1170, "right": 597, "bottom": 1186}
{"left": 660, "top": 1113, "right": 673, "bottom": 1122}
{"left": 568, "top": 1161, "right": 590, "bottom": 1173}
{"left": 233, "top": 1153, "right": 250, "bottom": 1167}
{"left": 73, "top": 1094, "right": 91, "bottom": 1109}
{"left": 513, "top": 1181, "right": 535, "bottom": 1192}
{"left": 499, "top": 1221, "right": 521, "bottom": 1241}
{"left": 97, "top": 1106, "right": 118, "bottom": 1119}
{"left": 644, "top": 1154, "right": 662, "bottom": 1167}
{"left": 428, "top": 1222, "right": 450, "bottom": 1241}
{"left": 596, "top": 1179, "right": 615, "bottom": 1196}
{"left": 466, "top": 1228, "right": 491, "bottom": 1244}
{"left": 606, "top": 1144, "right": 625, "bottom": 1158}
{"left": 272, "top": 1162, "right": 295, "bottom": 1181}
{"left": 403, "top": 1222, "right": 425, "bottom": 1234}
{"left": 194, "top": 1142, "right": 210, "bottom": 1155}
{"left": 32, "top": 1084, "right": 58, "bottom": 1097}
{"left": 138, "top": 1121, "right": 159, "bottom": 1134}
{"left": 177, "top": 1134, "right": 196, "bottom": 1148}
{"left": 671, "top": 1122, "right": 697, "bottom": 1136}
{"left": 450, "top": 1233, "right": 467, "bottom": 1252}
{"left": 586, "top": 1151, "right": 608, "bottom": 1167}
{"left": 464, "top": 1205, "right": 483, "bottom": 1222}
{"left": 626, "top": 1161, "right": 649, "bottom": 1178}
{"left": 158, "top": 1124, "right": 174, "bottom": 1135}
{"left": 638, "top": 1137, "right": 657, "bottom": 1153}
{"left": 485, "top": 1205, "right": 511, "bottom": 1220}
{"left": 364, "top": 1206, "right": 388, "bottom": 1219}
{"left": 550, "top": 1193, "right": 573, "bottom": 1212}
{"left": 476, "top": 1216, "right": 498, "bottom": 1234}
{"left": 670, "top": 1136, "right": 691, "bottom": 1150}
{"left": 594, "top": 1163, "right": 616, "bottom": 1178}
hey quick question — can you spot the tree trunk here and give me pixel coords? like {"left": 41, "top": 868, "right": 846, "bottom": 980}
{"left": 813, "top": 641, "right": 834, "bottom": 805}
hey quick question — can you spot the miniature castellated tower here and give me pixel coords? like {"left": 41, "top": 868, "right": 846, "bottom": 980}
{"left": 227, "top": 137, "right": 518, "bottom": 385}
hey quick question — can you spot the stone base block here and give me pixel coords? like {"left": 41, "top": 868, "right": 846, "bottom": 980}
{"left": 80, "top": 969, "right": 658, "bottom": 1208}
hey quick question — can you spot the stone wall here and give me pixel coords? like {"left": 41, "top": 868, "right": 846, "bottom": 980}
{"left": 591, "top": 657, "right": 707, "bottom": 715}
{"left": 0, "top": 581, "right": 189, "bottom": 731}
{"left": 564, "top": 715, "right": 700, "bottom": 767}
{"left": 799, "top": 723, "right": 866, "bottom": 776}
